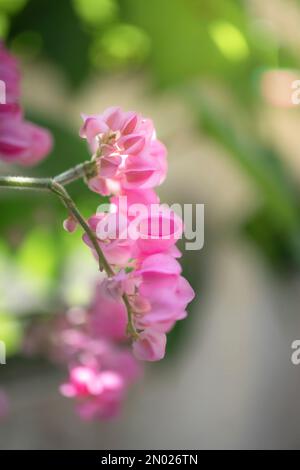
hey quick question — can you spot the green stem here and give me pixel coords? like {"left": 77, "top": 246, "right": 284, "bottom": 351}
{"left": 0, "top": 176, "right": 52, "bottom": 190}
{"left": 54, "top": 160, "right": 97, "bottom": 186}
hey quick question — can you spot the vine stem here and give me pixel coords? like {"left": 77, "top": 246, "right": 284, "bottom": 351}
{"left": 0, "top": 161, "right": 138, "bottom": 339}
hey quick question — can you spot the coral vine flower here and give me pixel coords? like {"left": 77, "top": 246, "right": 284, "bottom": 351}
{"left": 0, "top": 42, "right": 53, "bottom": 165}
{"left": 132, "top": 328, "right": 167, "bottom": 362}
{"left": 56, "top": 288, "right": 141, "bottom": 419}
{"left": 60, "top": 366, "right": 126, "bottom": 420}
{"left": 0, "top": 117, "right": 52, "bottom": 165}
{"left": 80, "top": 106, "right": 167, "bottom": 195}
{"left": 58, "top": 106, "right": 195, "bottom": 418}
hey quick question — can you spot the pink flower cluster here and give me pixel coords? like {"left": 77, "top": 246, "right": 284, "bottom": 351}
{"left": 0, "top": 42, "right": 52, "bottom": 165}
{"left": 24, "top": 283, "right": 141, "bottom": 421}
{"left": 78, "top": 106, "right": 195, "bottom": 361}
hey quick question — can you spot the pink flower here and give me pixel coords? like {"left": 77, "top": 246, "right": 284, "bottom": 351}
{"left": 0, "top": 114, "right": 53, "bottom": 165}
{"left": 60, "top": 366, "right": 101, "bottom": 397}
{"left": 80, "top": 107, "right": 166, "bottom": 195}
{"left": 0, "top": 43, "right": 53, "bottom": 165}
{"left": 0, "top": 103, "right": 22, "bottom": 119}
{"left": 76, "top": 106, "right": 195, "bottom": 369}
{"left": 83, "top": 210, "right": 133, "bottom": 267}
{"left": 122, "top": 140, "right": 167, "bottom": 189}
{"left": 0, "top": 41, "right": 20, "bottom": 104}
{"left": 89, "top": 281, "right": 127, "bottom": 341}
{"left": 111, "top": 187, "right": 160, "bottom": 210}
{"left": 135, "top": 254, "right": 194, "bottom": 330}
{"left": 59, "top": 335, "right": 141, "bottom": 420}
{"left": 80, "top": 107, "right": 151, "bottom": 155}
{"left": 63, "top": 215, "right": 78, "bottom": 233}
{"left": 60, "top": 366, "right": 126, "bottom": 420}
{"left": 133, "top": 328, "right": 166, "bottom": 361}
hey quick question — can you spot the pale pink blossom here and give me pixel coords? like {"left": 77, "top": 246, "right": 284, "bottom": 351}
{"left": 133, "top": 328, "right": 166, "bottom": 362}
{"left": 60, "top": 366, "right": 126, "bottom": 420}
{"left": 59, "top": 338, "right": 141, "bottom": 420}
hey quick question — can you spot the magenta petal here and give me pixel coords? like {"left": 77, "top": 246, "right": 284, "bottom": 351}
{"left": 99, "top": 155, "right": 121, "bottom": 178}
{"left": 120, "top": 134, "right": 146, "bottom": 155}
{"left": 140, "top": 253, "right": 182, "bottom": 275}
{"left": 121, "top": 113, "right": 138, "bottom": 135}
{"left": 20, "top": 122, "right": 53, "bottom": 166}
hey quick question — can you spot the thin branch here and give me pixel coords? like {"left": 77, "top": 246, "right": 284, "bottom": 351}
{"left": 0, "top": 176, "right": 52, "bottom": 191}
{"left": 49, "top": 180, "right": 114, "bottom": 276}
{"left": 0, "top": 166, "right": 138, "bottom": 339}
{"left": 53, "top": 160, "right": 97, "bottom": 186}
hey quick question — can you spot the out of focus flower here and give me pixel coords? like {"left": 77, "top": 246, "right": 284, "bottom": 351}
{"left": 0, "top": 42, "right": 20, "bottom": 104}
{"left": 0, "top": 42, "right": 53, "bottom": 165}
{"left": 89, "top": 281, "right": 127, "bottom": 340}
{"left": 24, "top": 281, "right": 142, "bottom": 421}
{"left": 132, "top": 328, "right": 166, "bottom": 362}
{"left": 0, "top": 115, "right": 53, "bottom": 165}
{"left": 61, "top": 365, "right": 126, "bottom": 420}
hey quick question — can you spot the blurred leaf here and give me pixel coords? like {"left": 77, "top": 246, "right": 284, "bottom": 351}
{"left": 9, "top": 0, "right": 91, "bottom": 87}
{"left": 0, "top": 313, "right": 23, "bottom": 356}
{"left": 190, "top": 93, "right": 299, "bottom": 226}
{"left": 0, "top": 0, "right": 28, "bottom": 15}
{"left": 90, "top": 23, "right": 150, "bottom": 69}
{"left": 17, "top": 227, "right": 57, "bottom": 281}
{"left": 187, "top": 90, "right": 300, "bottom": 268}
{"left": 0, "top": 12, "right": 9, "bottom": 38}
{"left": 244, "top": 206, "right": 300, "bottom": 274}
{"left": 11, "top": 30, "right": 42, "bottom": 58}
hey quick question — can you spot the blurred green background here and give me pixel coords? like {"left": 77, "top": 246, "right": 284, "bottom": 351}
{"left": 1, "top": 0, "right": 300, "bottom": 449}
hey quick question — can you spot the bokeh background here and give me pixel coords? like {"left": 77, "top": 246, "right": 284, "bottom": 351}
{"left": 1, "top": 0, "right": 300, "bottom": 449}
